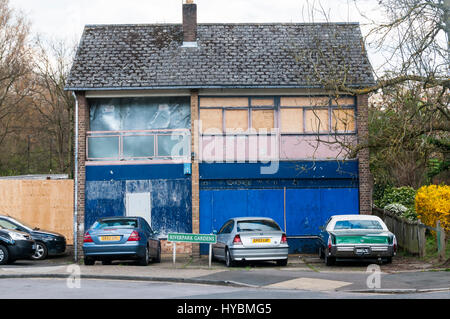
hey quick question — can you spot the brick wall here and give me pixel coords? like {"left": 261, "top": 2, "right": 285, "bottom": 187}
{"left": 75, "top": 92, "right": 89, "bottom": 261}
{"left": 190, "top": 90, "right": 200, "bottom": 257}
{"left": 183, "top": 3, "right": 197, "bottom": 43}
{"left": 161, "top": 240, "right": 192, "bottom": 256}
{"left": 357, "top": 94, "right": 373, "bottom": 215}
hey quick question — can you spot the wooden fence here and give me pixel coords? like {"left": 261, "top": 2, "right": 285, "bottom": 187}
{"left": 373, "top": 207, "right": 446, "bottom": 260}
{"left": 0, "top": 179, "right": 74, "bottom": 244}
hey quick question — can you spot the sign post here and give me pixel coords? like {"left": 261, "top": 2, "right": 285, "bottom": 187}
{"left": 168, "top": 233, "right": 217, "bottom": 268}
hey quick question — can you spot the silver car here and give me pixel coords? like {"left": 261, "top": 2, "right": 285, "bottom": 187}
{"left": 212, "top": 217, "right": 289, "bottom": 267}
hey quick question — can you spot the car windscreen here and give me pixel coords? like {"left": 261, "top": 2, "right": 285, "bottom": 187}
{"left": 334, "top": 220, "right": 383, "bottom": 230}
{"left": 237, "top": 220, "right": 281, "bottom": 232}
{"left": 92, "top": 219, "right": 138, "bottom": 229}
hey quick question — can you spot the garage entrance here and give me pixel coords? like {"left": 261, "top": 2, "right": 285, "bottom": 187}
{"left": 199, "top": 187, "right": 359, "bottom": 254}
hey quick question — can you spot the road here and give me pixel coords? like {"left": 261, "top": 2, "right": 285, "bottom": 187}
{"left": 0, "top": 278, "right": 448, "bottom": 299}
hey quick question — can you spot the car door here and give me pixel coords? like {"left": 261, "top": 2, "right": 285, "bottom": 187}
{"left": 213, "top": 220, "right": 233, "bottom": 260}
{"left": 141, "top": 219, "right": 157, "bottom": 257}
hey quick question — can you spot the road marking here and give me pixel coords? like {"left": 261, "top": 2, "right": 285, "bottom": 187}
{"left": 265, "top": 277, "right": 352, "bottom": 291}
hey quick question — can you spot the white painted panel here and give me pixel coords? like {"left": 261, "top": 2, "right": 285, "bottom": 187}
{"left": 126, "top": 192, "right": 151, "bottom": 227}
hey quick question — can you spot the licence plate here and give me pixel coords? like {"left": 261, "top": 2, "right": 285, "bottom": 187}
{"left": 100, "top": 236, "right": 121, "bottom": 242}
{"left": 252, "top": 238, "right": 271, "bottom": 243}
{"left": 355, "top": 247, "right": 370, "bottom": 255}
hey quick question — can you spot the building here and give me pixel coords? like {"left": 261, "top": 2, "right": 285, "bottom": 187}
{"left": 66, "top": 1, "right": 374, "bottom": 259}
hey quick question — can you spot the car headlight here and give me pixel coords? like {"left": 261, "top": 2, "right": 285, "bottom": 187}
{"left": 9, "top": 232, "right": 27, "bottom": 241}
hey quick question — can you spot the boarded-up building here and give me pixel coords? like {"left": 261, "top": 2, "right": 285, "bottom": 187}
{"left": 66, "top": 1, "right": 374, "bottom": 259}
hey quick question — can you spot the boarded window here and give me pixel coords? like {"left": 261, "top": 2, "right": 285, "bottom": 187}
{"left": 332, "top": 109, "right": 356, "bottom": 132}
{"left": 305, "top": 109, "right": 329, "bottom": 133}
{"left": 281, "top": 97, "right": 329, "bottom": 107}
{"left": 200, "top": 97, "right": 249, "bottom": 107}
{"left": 252, "top": 109, "right": 274, "bottom": 131}
{"left": 332, "top": 97, "right": 355, "bottom": 106}
{"left": 251, "top": 98, "right": 274, "bottom": 107}
{"left": 200, "top": 109, "right": 223, "bottom": 133}
{"left": 225, "top": 109, "right": 249, "bottom": 132}
{"left": 280, "top": 108, "right": 303, "bottom": 133}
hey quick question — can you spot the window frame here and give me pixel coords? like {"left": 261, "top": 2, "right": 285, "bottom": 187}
{"left": 199, "top": 96, "right": 277, "bottom": 135}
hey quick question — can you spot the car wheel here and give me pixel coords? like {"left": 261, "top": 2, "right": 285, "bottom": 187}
{"left": 225, "top": 248, "right": 234, "bottom": 268}
{"left": 32, "top": 242, "right": 48, "bottom": 260}
{"left": 154, "top": 244, "right": 161, "bottom": 263}
{"left": 139, "top": 246, "right": 150, "bottom": 266}
{"left": 325, "top": 254, "right": 335, "bottom": 266}
{"left": 84, "top": 257, "right": 95, "bottom": 266}
{"left": 276, "top": 259, "right": 288, "bottom": 266}
{"left": 386, "top": 257, "right": 392, "bottom": 264}
{"left": 0, "top": 245, "right": 9, "bottom": 265}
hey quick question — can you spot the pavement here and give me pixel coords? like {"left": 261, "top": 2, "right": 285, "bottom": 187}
{"left": 1, "top": 251, "right": 449, "bottom": 295}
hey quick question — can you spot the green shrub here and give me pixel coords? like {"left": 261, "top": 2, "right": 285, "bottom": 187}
{"left": 378, "top": 186, "right": 418, "bottom": 220}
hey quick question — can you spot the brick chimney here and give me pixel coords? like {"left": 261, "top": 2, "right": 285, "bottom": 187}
{"left": 182, "top": 0, "right": 197, "bottom": 47}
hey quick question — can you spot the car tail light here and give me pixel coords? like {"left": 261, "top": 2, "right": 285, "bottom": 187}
{"left": 83, "top": 232, "right": 93, "bottom": 243}
{"left": 127, "top": 231, "right": 141, "bottom": 242}
{"left": 281, "top": 234, "right": 288, "bottom": 244}
{"left": 327, "top": 236, "right": 332, "bottom": 252}
{"left": 233, "top": 234, "right": 242, "bottom": 245}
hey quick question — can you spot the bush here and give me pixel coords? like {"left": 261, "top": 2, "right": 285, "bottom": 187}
{"left": 378, "top": 186, "right": 418, "bottom": 220}
{"left": 415, "top": 184, "right": 450, "bottom": 233}
{"left": 384, "top": 203, "right": 408, "bottom": 216}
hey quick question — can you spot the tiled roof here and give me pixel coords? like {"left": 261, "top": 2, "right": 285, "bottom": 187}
{"left": 66, "top": 23, "right": 375, "bottom": 90}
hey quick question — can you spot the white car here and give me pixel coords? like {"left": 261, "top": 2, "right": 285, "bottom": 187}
{"left": 318, "top": 215, "right": 397, "bottom": 265}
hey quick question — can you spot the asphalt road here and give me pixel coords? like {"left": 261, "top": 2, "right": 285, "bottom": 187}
{"left": 0, "top": 278, "right": 448, "bottom": 299}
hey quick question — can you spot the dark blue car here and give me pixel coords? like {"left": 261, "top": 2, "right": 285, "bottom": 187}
{"left": 83, "top": 216, "right": 161, "bottom": 266}
{"left": 0, "top": 215, "right": 66, "bottom": 260}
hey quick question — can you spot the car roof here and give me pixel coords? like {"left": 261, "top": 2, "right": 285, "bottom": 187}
{"left": 331, "top": 215, "right": 382, "bottom": 221}
{"left": 230, "top": 217, "right": 276, "bottom": 222}
{"left": 98, "top": 216, "right": 140, "bottom": 221}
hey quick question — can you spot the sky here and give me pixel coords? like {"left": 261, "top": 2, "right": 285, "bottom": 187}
{"left": 10, "top": 0, "right": 385, "bottom": 69}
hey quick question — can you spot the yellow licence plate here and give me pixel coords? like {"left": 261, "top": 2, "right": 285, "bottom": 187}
{"left": 100, "top": 236, "right": 121, "bottom": 242}
{"left": 252, "top": 238, "right": 271, "bottom": 243}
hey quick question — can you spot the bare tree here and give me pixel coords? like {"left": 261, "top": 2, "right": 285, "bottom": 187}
{"left": 30, "top": 37, "right": 76, "bottom": 175}
{"left": 0, "top": 0, "right": 32, "bottom": 147}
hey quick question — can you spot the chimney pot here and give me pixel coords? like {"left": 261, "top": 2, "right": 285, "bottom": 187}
{"left": 182, "top": 1, "right": 197, "bottom": 47}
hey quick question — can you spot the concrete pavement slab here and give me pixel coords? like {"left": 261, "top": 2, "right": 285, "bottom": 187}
{"left": 265, "top": 277, "right": 352, "bottom": 291}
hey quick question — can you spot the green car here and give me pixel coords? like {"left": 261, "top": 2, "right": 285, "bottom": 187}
{"left": 318, "top": 215, "right": 397, "bottom": 266}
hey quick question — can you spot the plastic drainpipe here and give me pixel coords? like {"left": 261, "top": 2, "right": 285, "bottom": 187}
{"left": 72, "top": 92, "right": 78, "bottom": 263}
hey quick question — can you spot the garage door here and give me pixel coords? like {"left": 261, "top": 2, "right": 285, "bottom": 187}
{"left": 199, "top": 187, "right": 359, "bottom": 254}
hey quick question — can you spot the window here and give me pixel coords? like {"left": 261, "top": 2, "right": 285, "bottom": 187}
{"left": 279, "top": 96, "right": 356, "bottom": 134}
{"left": 87, "top": 97, "right": 191, "bottom": 161}
{"left": 334, "top": 220, "right": 383, "bottom": 230}
{"left": 305, "top": 109, "right": 329, "bottom": 133}
{"left": 280, "top": 108, "right": 303, "bottom": 133}
{"left": 225, "top": 109, "right": 248, "bottom": 132}
{"left": 200, "top": 108, "right": 222, "bottom": 133}
{"left": 252, "top": 109, "right": 274, "bottom": 131}
{"left": 237, "top": 220, "right": 281, "bottom": 232}
{"left": 219, "top": 220, "right": 234, "bottom": 234}
{"left": 332, "top": 109, "right": 356, "bottom": 132}
{"left": 199, "top": 97, "right": 275, "bottom": 133}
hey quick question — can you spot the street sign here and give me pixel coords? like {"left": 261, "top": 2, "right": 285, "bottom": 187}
{"left": 168, "top": 233, "right": 217, "bottom": 244}
{"left": 167, "top": 233, "right": 217, "bottom": 268}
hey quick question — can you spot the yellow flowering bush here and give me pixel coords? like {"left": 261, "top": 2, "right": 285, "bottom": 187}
{"left": 415, "top": 185, "right": 450, "bottom": 233}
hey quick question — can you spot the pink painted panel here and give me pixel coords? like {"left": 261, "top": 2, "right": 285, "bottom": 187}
{"left": 280, "top": 135, "right": 357, "bottom": 160}
{"left": 200, "top": 135, "right": 279, "bottom": 163}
